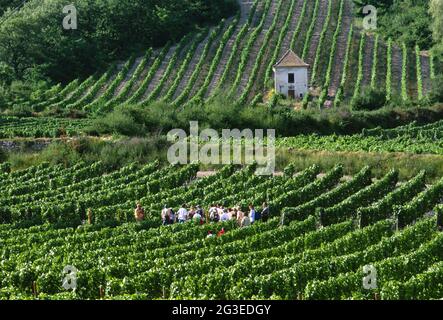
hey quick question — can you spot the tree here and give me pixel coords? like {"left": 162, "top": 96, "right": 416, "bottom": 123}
{"left": 430, "top": 0, "right": 443, "bottom": 56}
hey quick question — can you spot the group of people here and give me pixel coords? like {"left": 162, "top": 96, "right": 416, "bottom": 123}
{"left": 159, "top": 202, "right": 270, "bottom": 228}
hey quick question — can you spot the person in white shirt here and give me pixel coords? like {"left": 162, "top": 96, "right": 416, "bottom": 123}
{"left": 249, "top": 204, "right": 256, "bottom": 224}
{"left": 169, "top": 209, "right": 176, "bottom": 224}
{"left": 220, "top": 209, "right": 230, "bottom": 222}
{"left": 177, "top": 205, "right": 188, "bottom": 223}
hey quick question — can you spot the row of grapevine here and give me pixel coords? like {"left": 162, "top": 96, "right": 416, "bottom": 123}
{"left": 396, "top": 176, "right": 443, "bottom": 228}
{"left": 401, "top": 42, "right": 408, "bottom": 101}
{"left": 310, "top": 0, "right": 333, "bottom": 86}
{"left": 187, "top": 16, "right": 240, "bottom": 105}
{"left": 227, "top": 0, "right": 273, "bottom": 98}
{"left": 352, "top": 33, "right": 366, "bottom": 101}
{"left": 263, "top": 0, "right": 297, "bottom": 88}
{"left": 289, "top": 0, "right": 308, "bottom": 52}
{"left": 333, "top": 25, "right": 354, "bottom": 107}
{"left": 50, "top": 75, "right": 96, "bottom": 109}
{"left": 277, "top": 135, "right": 443, "bottom": 154}
{"left": 237, "top": 0, "right": 285, "bottom": 105}
{"left": 143, "top": 33, "right": 197, "bottom": 105}
{"left": 386, "top": 39, "right": 393, "bottom": 101}
{"left": 416, "top": 45, "right": 424, "bottom": 100}
{"left": 304, "top": 218, "right": 440, "bottom": 299}
{"left": 206, "top": 0, "right": 260, "bottom": 100}
{"left": 104, "top": 49, "right": 153, "bottom": 109}
{"left": 319, "top": 170, "right": 399, "bottom": 226}
{"left": 318, "top": 0, "right": 345, "bottom": 107}
{"left": 282, "top": 165, "right": 372, "bottom": 222}
{"left": 301, "top": 0, "right": 320, "bottom": 60}
{"left": 126, "top": 42, "right": 172, "bottom": 105}
{"left": 380, "top": 261, "right": 443, "bottom": 300}
{"left": 68, "top": 63, "right": 118, "bottom": 111}
{"left": 88, "top": 57, "right": 137, "bottom": 112}
{"left": 358, "top": 171, "right": 426, "bottom": 227}
{"left": 370, "top": 34, "right": 380, "bottom": 89}
{"left": 0, "top": 116, "right": 91, "bottom": 138}
{"left": 171, "top": 22, "right": 226, "bottom": 107}
{"left": 33, "top": 79, "right": 80, "bottom": 110}
{"left": 159, "top": 32, "right": 207, "bottom": 103}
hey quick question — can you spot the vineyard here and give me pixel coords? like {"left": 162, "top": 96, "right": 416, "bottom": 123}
{"left": 0, "top": 0, "right": 443, "bottom": 303}
{"left": 15, "top": 0, "right": 438, "bottom": 112}
{"left": 0, "top": 161, "right": 442, "bottom": 300}
{"left": 0, "top": 116, "right": 91, "bottom": 139}
{"left": 277, "top": 120, "right": 443, "bottom": 155}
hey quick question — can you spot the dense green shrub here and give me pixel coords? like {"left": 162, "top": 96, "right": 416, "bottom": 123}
{"left": 429, "top": 75, "right": 443, "bottom": 103}
{"left": 351, "top": 87, "right": 387, "bottom": 111}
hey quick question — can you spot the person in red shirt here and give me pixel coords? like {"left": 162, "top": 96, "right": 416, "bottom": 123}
{"left": 217, "top": 227, "right": 225, "bottom": 237}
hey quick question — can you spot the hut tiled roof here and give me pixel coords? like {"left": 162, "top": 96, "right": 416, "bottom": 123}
{"left": 274, "top": 50, "right": 309, "bottom": 68}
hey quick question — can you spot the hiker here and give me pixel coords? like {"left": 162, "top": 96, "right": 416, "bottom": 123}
{"left": 134, "top": 203, "right": 145, "bottom": 222}
{"left": 217, "top": 227, "right": 225, "bottom": 237}
{"left": 196, "top": 205, "right": 204, "bottom": 217}
{"left": 161, "top": 205, "right": 169, "bottom": 226}
{"left": 261, "top": 202, "right": 270, "bottom": 222}
{"left": 230, "top": 208, "right": 238, "bottom": 221}
{"left": 188, "top": 206, "right": 195, "bottom": 220}
{"left": 169, "top": 208, "right": 176, "bottom": 225}
{"left": 194, "top": 205, "right": 205, "bottom": 224}
{"left": 241, "top": 213, "right": 251, "bottom": 227}
{"left": 249, "top": 204, "right": 256, "bottom": 224}
{"left": 209, "top": 205, "right": 220, "bottom": 223}
{"left": 220, "top": 209, "right": 230, "bottom": 222}
{"left": 236, "top": 207, "right": 245, "bottom": 226}
{"left": 193, "top": 208, "right": 203, "bottom": 224}
{"left": 177, "top": 204, "right": 188, "bottom": 223}
{"left": 217, "top": 204, "right": 224, "bottom": 216}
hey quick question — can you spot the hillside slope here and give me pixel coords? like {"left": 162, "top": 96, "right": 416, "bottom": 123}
{"left": 32, "top": 0, "right": 437, "bottom": 112}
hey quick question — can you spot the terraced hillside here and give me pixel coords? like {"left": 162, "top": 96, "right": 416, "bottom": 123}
{"left": 0, "top": 161, "right": 442, "bottom": 299}
{"left": 28, "top": 0, "right": 438, "bottom": 111}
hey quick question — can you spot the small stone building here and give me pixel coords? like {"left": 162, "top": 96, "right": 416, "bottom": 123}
{"left": 273, "top": 50, "right": 309, "bottom": 99}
